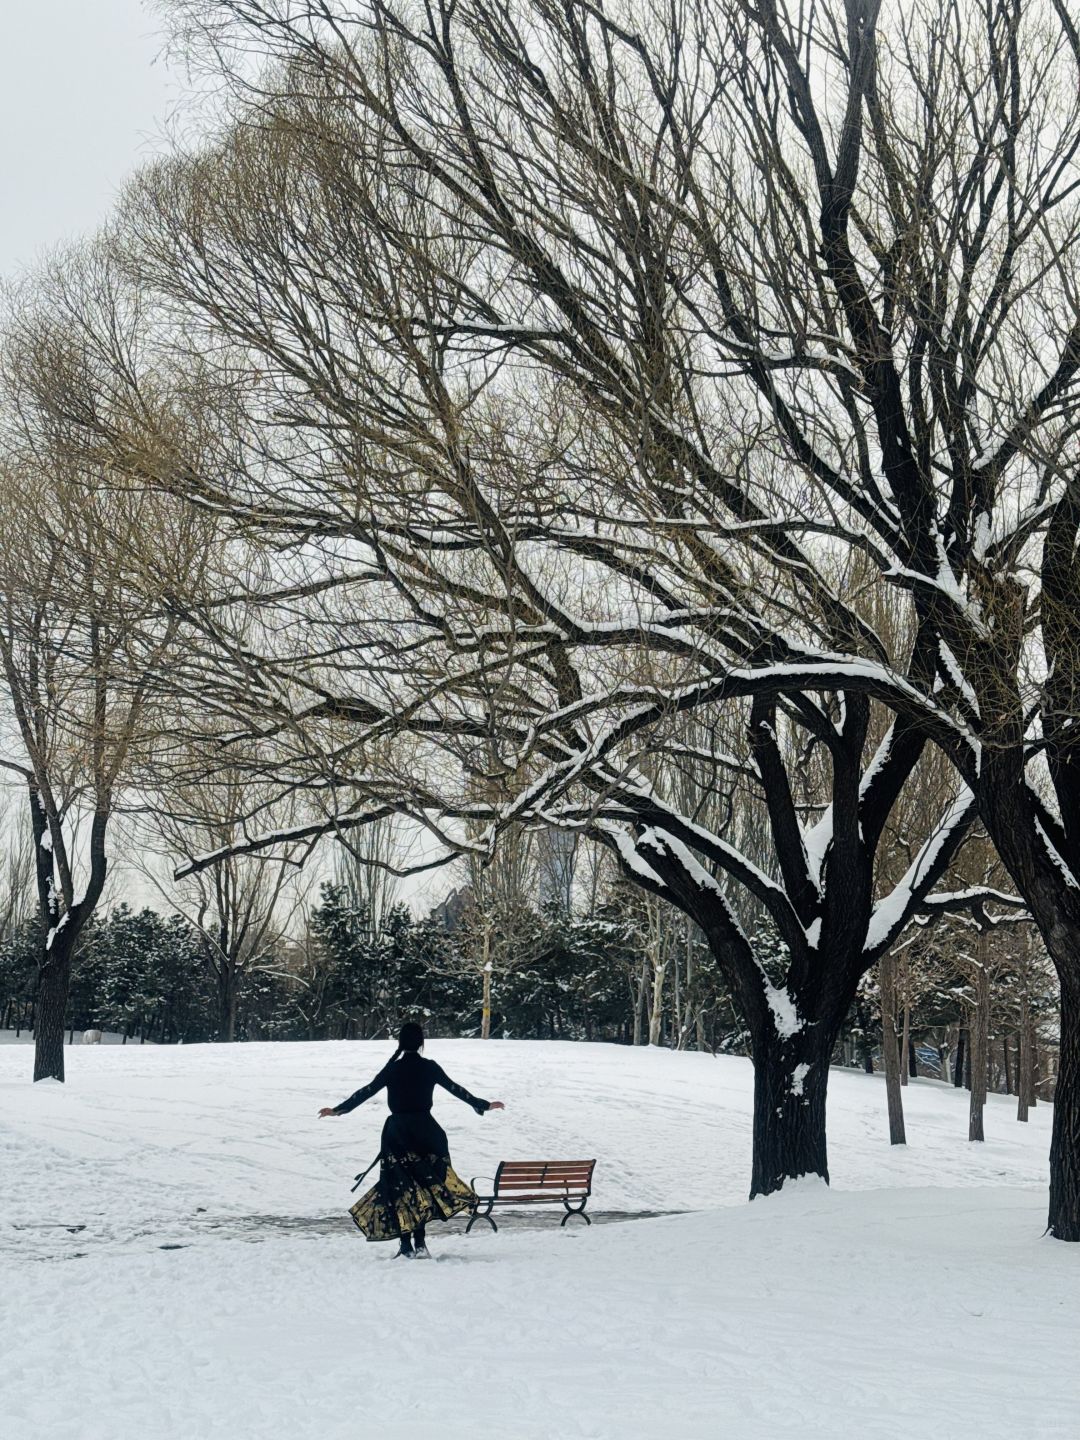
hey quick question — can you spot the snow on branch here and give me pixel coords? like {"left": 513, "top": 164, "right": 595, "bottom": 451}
{"left": 863, "top": 788, "right": 978, "bottom": 956}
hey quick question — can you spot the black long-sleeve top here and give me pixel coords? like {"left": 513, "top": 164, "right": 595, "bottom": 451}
{"left": 332, "top": 1051, "right": 491, "bottom": 1117}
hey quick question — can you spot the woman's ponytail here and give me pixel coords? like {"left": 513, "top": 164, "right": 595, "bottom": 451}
{"left": 393, "top": 1022, "right": 425, "bottom": 1059}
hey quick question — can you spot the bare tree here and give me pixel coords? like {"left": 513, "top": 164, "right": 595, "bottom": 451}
{"left": 32, "top": 28, "right": 983, "bottom": 1194}
{"left": 142, "top": 755, "right": 312, "bottom": 1040}
{"left": 0, "top": 454, "right": 186, "bottom": 1080}
{"left": 18, "top": 0, "right": 1080, "bottom": 1231}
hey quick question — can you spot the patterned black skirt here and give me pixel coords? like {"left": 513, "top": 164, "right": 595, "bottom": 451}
{"left": 349, "top": 1112, "right": 477, "bottom": 1242}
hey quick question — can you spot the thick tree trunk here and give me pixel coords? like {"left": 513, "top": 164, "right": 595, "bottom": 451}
{"left": 879, "top": 953, "right": 906, "bottom": 1145}
{"left": 969, "top": 952, "right": 990, "bottom": 1143}
{"left": 1049, "top": 979, "right": 1080, "bottom": 1240}
{"left": 749, "top": 1030, "right": 833, "bottom": 1198}
{"left": 34, "top": 945, "right": 73, "bottom": 1083}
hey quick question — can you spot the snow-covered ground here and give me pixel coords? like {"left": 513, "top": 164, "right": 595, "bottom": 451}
{"left": 2, "top": 1040, "right": 1077, "bottom": 1439}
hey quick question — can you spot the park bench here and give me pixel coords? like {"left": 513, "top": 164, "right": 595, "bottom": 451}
{"left": 466, "top": 1159, "right": 596, "bottom": 1233}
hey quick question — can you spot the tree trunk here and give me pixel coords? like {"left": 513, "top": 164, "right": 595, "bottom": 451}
{"left": 1003, "top": 1033, "right": 1013, "bottom": 1096}
{"left": 218, "top": 962, "right": 239, "bottom": 1042}
{"left": 879, "top": 953, "right": 906, "bottom": 1145}
{"left": 1018, "top": 1000, "right": 1036, "bottom": 1121}
{"left": 631, "top": 954, "right": 648, "bottom": 1045}
{"left": 969, "top": 949, "right": 990, "bottom": 1142}
{"left": 900, "top": 1002, "right": 911, "bottom": 1087}
{"left": 953, "top": 1027, "right": 966, "bottom": 1088}
{"left": 480, "top": 954, "right": 492, "bottom": 1040}
{"left": 1048, "top": 978, "right": 1080, "bottom": 1239}
{"left": 648, "top": 958, "right": 666, "bottom": 1046}
{"left": 33, "top": 945, "right": 72, "bottom": 1083}
{"left": 750, "top": 1029, "right": 833, "bottom": 1197}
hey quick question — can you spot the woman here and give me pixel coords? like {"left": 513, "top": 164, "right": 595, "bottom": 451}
{"left": 319, "top": 1022, "right": 505, "bottom": 1258}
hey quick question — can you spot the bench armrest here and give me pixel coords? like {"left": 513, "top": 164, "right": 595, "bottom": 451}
{"left": 470, "top": 1175, "right": 497, "bottom": 1195}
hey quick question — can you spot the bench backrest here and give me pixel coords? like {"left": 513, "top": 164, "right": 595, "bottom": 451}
{"left": 494, "top": 1160, "right": 596, "bottom": 1197}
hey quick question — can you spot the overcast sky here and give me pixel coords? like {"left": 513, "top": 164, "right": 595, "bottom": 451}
{"left": 0, "top": 0, "right": 179, "bottom": 278}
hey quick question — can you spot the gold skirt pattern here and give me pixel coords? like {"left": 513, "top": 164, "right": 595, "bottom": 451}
{"left": 349, "top": 1151, "right": 477, "bottom": 1241}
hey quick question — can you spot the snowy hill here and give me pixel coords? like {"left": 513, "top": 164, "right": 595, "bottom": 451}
{"left": 1, "top": 1040, "right": 1077, "bottom": 1439}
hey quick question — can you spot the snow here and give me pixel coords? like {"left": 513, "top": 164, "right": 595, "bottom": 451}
{"left": 764, "top": 980, "right": 803, "bottom": 1037}
{"left": 864, "top": 787, "right": 975, "bottom": 953}
{"left": 801, "top": 805, "right": 833, "bottom": 891}
{"left": 1035, "top": 816, "right": 1080, "bottom": 889}
{"left": 939, "top": 639, "right": 981, "bottom": 716}
{"left": 1, "top": 1040, "right": 1077, "bottom": 1440}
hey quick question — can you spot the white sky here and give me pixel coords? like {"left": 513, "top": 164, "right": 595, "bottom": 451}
{"left": 0, "top": 0, "right": 179, "bottom": 277}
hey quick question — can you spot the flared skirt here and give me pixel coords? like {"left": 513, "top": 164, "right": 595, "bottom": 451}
{"left": 348, "top": 1112, "right": 477, "bottom": 1242}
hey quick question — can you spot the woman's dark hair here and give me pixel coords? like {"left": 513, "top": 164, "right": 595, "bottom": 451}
{"left": 391, "top": 1022, "right": 425, "bottom": 1060}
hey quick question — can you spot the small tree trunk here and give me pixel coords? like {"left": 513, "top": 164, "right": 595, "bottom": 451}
{"left": 481, "top": 966, "right": 492, "bottom": 1039}
{"left": 1017, "top": 999, "right": 1032, "bottom": 1122}
{"left": 879, "top": 953, "right": 906, "bottom": 1145}
{"left": 480, "top": 924, "right": 493, "bottom": 1040}
{"left": 33, "top": 946, "right": 72, "bottom": 1083}
{"left": 900, "top": 1003, "right": 911, "bottom": 1086}
{"left": 648, "top": 959, "right": 666, "bottom": 1046}
{"left": 953, "top": 1027, "right": 966, "bottom": 1088}
{"left": 673, "top": 938, "right": 683, "bottom": 1049}
{"left": 969, "top": 949, "right": 990, "bottom": 1142}
{"left": 1003, "top": 1033, "right": 1013, "bottom": 1095}
{"left": 632, "top": 955, "right": 648, "bottom": 1045}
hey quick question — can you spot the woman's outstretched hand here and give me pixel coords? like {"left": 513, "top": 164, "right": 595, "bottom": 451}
{"left": 318, "top": 1107, "right": 339, "bottom": 1118}
{"left": 488, "top": 1101, "right": 506, "bottom": 1111}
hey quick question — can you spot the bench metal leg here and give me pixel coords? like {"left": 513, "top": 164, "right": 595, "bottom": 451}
{"left": 466, "top": 1201, "right": 498, "bottom": 1235}
{"left": 560, "top": 1199, "right": 591, "bottom": 1227}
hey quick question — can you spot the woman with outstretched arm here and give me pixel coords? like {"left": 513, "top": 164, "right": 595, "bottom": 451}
{"left": 320, "top": 1022, "right": 505, "bottom": 1258}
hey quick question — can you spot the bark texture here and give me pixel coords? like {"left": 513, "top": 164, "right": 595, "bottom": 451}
{"left": 750, "top": 1031, "right": 833, "bottom": 1198}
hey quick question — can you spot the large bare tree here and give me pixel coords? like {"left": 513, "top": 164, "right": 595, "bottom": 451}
{"left": 125, "top": 0, "right": 1080, "bottom": 1238}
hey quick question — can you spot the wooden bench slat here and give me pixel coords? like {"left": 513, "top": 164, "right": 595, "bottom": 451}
{"left": 490, "top": 1194, "right": 586, "bottom": 1204}
{"left": 495, "top": 1179, "right": 589, "bottom": 1186}
{"left": 498, "top": 1171, "right": 593, "bottom": 1179}
{"left": 499, "top": 1161, "right": 595, "bottom": 1170}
